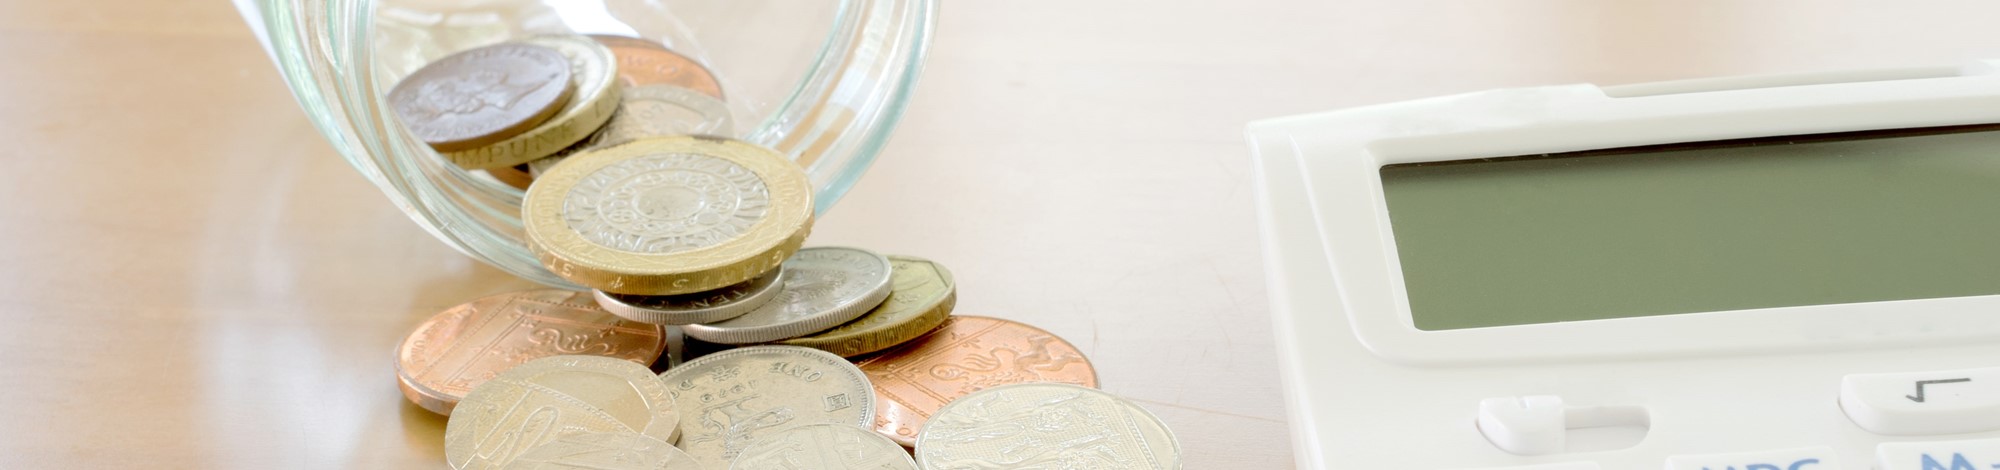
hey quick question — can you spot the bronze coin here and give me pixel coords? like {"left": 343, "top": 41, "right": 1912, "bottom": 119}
{"left": 394, "top": 289, "right": 667, "bottom": 415}
{"left": 592, "top": 37, "right": 725, "bottom": 100}
{"left": 390, "top": 43, "right": 577, "bottom": 152}
{"left": 485, "top": 163, "right": 534, "bottom": 190}
{"left": 853, "top": 315, "right": 1099, "bottom": 447}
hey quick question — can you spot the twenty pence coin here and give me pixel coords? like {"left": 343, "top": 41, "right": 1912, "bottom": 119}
{"left": 682, "top": 247, "right": 894, "bottom": 345}
{"left": 389, "top": 42, "right": 576, "bottom": 152}
{"left": 445, "top": 355, "right": 683, "bottom": 470}
{"left": 916, "top": 383, "right": 1180, "bottom": 470}
{"left": 780, "top": 255, "right": 955, "bottom": 357}
{"left": 658, "top": 346, "right": 875, "bottom": 470}
{"left": 593, "top": 268, "right": 786, "bottom": 325}
{"left": 502, "top": 431, "right": 702, "bottom": 470}
{"left": 395, "top": 289, "right": 667, "bottom": 415}
{"left": 855, "top": 316, "right": 1097, "bottom": 447}
{"left": 444, "top": 35, "right": 621, "bottom": 169}
{"left": 729, "top": 423, "right": 915, "bottom": 470}
{"left": 524, "top": 136, "right": 813, "bottom": 296}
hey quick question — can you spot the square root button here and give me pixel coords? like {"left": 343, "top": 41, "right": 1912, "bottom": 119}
{"left": 1877, "top": 438, "right": 2000, "bottom": 470}
{"left": 1841, "top": 367, "right": 2000, "bottom": 435}
{"left": 1665, "top": 446, "right": 1842, "bottom": 470}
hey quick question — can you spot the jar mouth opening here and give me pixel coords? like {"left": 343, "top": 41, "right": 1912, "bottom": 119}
{"left": 259, "top": 0, "right": 936, "bottom": 287}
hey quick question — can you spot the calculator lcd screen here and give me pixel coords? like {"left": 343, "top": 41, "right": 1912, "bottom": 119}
{"left": 1381, "top": 126, "right": 2000, "bottom": 331}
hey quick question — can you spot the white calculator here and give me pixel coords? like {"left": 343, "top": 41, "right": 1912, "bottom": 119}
{"left": 1245, "top": 60, "right": 2000, "bottom": 469}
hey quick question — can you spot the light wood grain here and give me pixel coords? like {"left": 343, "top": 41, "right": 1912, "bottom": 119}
{"left": 1, "top": 1, "right": 1998, "bottom": 468}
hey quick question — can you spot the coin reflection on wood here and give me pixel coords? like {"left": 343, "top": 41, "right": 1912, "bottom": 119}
{"left": 916, "top": 383, "right": 1181, "bottom": 470}
{"left": 445, "top": 356, "right": 683, "bottom": 470}
{"left": 855, "top": 315, "right": 1097, "bottom": 447}
{"left": 729, "top": 423, "right": 916, "bottom": 470}
{"left": 781, "top": 255, "right": 956, "bottom": 357}
{"left": 395, "top": 289, "right": 667, "bottom": 415}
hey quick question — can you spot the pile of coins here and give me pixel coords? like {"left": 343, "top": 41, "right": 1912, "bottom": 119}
{"left": 388, "top": 34, "right": 1182, "bottom": 470}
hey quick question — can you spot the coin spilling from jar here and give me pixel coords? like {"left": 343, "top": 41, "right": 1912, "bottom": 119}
{"left": 388, "top": 34, "right": 1182, "bottom": 470}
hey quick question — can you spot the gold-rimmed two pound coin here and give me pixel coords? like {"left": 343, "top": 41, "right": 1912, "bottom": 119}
{"left": 524, "top": 135, "right": 813, "bottom": 295}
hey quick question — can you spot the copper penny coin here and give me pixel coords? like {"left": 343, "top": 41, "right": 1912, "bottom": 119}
{"left": 592, "top": 36, "right": 725, "bottom": 100}
{"left": 853, "top": 315, "right": 1098, "bottom": 447}
{"left": 390, "top": 42, "right": 577, "bottom": 152}
{"left": 395, "top": 289, "right": 667, "bottom": 415}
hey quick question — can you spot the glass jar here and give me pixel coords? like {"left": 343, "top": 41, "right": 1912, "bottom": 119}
{"left": 241, "top": 0, "right": 936, "bottom": 287}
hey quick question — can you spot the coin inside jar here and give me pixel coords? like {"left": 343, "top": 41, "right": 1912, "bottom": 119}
{"left": 780, "top": 255, "right": 956, "bottom": 357}
{"left": 682, "top": 247, "right": 895, "bottom": 345}
{"left": 854, "top": 315, "right": 1097, "bottom": 447}
{"left": 523, "top": 136, "right": 814, "bottom": 296}
{"left": 595, "top": 37, "right": 725, "bottom": 100}
{"left": 389, "top": 42, "right": 576, "bottom": 153}
{"left": 657, "top": 346, "right": 875, "bottom": 470}
{"left": 445, "top": 355, "right": 683, "bottom": 470}
{"left": 916, "top": 383, "right": 1181, "bottom": 470}
{"left": 729, "top": 423, "right": 915, "bottom": 470}
{"left": 593, "top": 268, "right": 786, "bottom": 325}
{"left": 528, "top": 84, "right": 736, "bottom": 178}
{"left": 442, "top": 35, "right": 621, "bottom": 169}
{"left": 395, "top": 289, "right": 668, "bottom": 415}
{"left": 502, "top": 431, "right": 702, "bottom": 470}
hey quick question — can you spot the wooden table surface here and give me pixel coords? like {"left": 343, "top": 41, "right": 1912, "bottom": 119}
{"left": 3, "top": 1, "right": 1999, "bottom": 468}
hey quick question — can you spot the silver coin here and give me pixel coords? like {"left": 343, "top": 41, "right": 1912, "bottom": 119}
{"left": 916, "top": 383, "right": 1182, "bottom": 470}
{"left": 729, "top": 423, "right": 915, "bottom": 470}
{"left": 528, "top": 84, "right": 735, "bottom": 178}
{"left": 682, "top": 247, "right": 894, "bottom": 344}
{"left": 445, "top": 355, "right": 683, "bottom": 470}
{"left": 658, "top": 345, "right": 876, "bottom": 470}
{"left": 595, "top": 269, "right": 786, "bottom": 325}
{"left": 502, "top": 431, "right": 703, "bottom": 470}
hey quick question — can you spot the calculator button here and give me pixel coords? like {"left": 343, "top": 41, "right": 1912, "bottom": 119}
{"left": 1663, "top": 446, "right": 1842, "bottom": 470}
{"left": 1876, "top": 438, "right": 2000, "bottom": 470}
{"left": 1448, "top": 463, "right": 1599, "bottom": 470}
{"left": 1840, "top": 367, "right": 2000, "bottom": 435}
{"left": 1477, "top": 396, "right": 1567, "bottom": 455}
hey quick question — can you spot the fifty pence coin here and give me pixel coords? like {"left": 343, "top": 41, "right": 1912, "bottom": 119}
{"left": 529, "top": 84, "right": 736, "bottom": 178}
{"left": 682, "top": 247, "right": 894, "bottom": 345}
{"left": 389, "top": 42, "right": 576, "bottom": 153}
{"left": 916, "top": 383, "right": 1181, "bottom": 470}
{"left": 524, "top": 136, "right": 814, "bottom": 296}
{"left": 444, "top": 35, "right": 621, "bottom": 169}
{"left": 781, "top": 255, "right": 955, "bottom": 357}
{"left": 395, "top": 289, "right": 667, "bottom": 415}
{"left": 593, "top": 268, "right": 786, "bottom": 325}
{"left": 502, "top": 431, "right": 702, "bottom": 470}
{"left": 729, "top": 423, "right": 915, "bottom": 470}
{"left": 658, "top": 345, "right": 875, "bottom": 470}
{"left": 855, "top": 316, "right": 1097, "bottom": 447}
{"left": 445, "top": 355, "right": 683, "bottom": 470}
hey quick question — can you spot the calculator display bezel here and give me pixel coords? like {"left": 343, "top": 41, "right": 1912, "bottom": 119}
{"left": 1281, "top": 67, "right": 2000, "bottom": 365}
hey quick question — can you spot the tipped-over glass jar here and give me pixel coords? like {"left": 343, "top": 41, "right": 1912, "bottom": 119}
{"left": 240, "top": 0, "right": 936, "bottom": 287}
